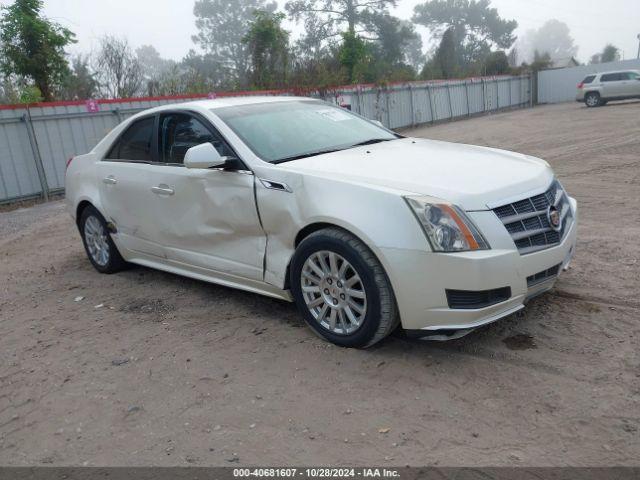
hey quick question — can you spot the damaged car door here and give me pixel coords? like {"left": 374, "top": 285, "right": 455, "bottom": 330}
{"left": 149, "top": 111, "right": 265, "bottom": 281}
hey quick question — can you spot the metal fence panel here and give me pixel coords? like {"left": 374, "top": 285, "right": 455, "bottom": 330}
{"left": 538, "top": 58, "right": 640, "bottom": 104}
{"left": 0, "top": 76, "right": 530, "bottom": 203}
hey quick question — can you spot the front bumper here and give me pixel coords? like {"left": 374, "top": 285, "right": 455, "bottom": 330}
{"left": 382, "top": 197, "right": 578, "bottom": 336}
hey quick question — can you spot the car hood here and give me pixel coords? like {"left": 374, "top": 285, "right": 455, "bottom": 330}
{"left": 278, "top": 138, "right": 554, "bottom": 210}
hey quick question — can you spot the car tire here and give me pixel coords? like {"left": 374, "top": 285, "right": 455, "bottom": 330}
{"left": 290, "top": 227, "right": 399, "bottom": 348}
{"left": 79, "top": 205, "right": 128, "bottom": 274}
{"left": 584, "top": 92, "right": 601, "bottom": 107}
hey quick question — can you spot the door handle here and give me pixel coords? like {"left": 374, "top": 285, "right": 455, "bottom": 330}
{"left": 102, "top": 176, "right": 117, "bottom": 185}
{"left": 151, "top": 185, "right": 175, "bottom": 196}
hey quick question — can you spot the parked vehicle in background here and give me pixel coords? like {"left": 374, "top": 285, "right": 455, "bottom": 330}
{"left": 576, "top": 70, "right": 640, "bottom": 107}
{"left": 66, "top": 97, "right": 578, "bottom": 348}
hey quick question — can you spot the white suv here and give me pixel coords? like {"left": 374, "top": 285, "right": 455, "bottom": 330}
{"left": 576, "top": 70, "right": 640, "bottom": 107}
{"left": 66, "top": 97, "right": 578, "bottom": 348}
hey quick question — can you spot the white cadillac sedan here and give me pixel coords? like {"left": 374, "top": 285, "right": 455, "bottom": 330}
{"left": 66, "top": 97, "right": 578, "bottom": 348}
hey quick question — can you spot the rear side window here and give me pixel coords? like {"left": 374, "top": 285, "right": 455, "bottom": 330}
{"left": 582, "top": 75, "right": 596, "bottom": 84}
{"left": 622, "top": 72, "right": 640, "bottom": 80}
{"left": 601, "top": 73, "right": 621, "bottom": 82}
{"left": 107, "top": 117, "right": 155, "bottom": 161}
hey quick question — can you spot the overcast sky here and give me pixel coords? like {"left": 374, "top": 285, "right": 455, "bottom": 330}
{"left": 1, "top": 0, "right": 639, "bottom": 63}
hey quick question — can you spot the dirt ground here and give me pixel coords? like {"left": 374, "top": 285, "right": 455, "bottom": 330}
{"left": 1, "top": 101, "right": 639, "bottom": 467}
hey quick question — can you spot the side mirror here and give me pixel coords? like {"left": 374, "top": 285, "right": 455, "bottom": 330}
{"left": 184, "top": 143, "right": 227, "bottom": 169}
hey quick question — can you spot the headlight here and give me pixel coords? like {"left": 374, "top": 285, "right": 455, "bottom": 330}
{"left": 404, "top": 196, "right": 490, "bottom": 252}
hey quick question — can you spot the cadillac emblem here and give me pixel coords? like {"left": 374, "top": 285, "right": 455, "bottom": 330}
{"left": 547, "top": 205, "right": 562, "bottom": 231}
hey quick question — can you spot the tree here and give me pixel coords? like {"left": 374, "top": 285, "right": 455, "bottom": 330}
{"left": 600, "top": 44, "right": 620, "bottom": 63}
{"left": 285, "top": 0, "right": 396, "bottom": 49}
{"left": 0, "top": 0, "right": 76, "bottom": 101}
{"left": 289, "top": 44, "right": 347, "bottom": 88}
{"left": 413, "top": 0, "right": 517, "bottom": 66}
{"left": 507, "top": 47, "right": 518, "bottom": 68}
{"left": 367, "top": 13, "right": 423, "bottom": 70}
{"left": 529, "top": 50, "right": 552, "bottom": 72}
{"left": 192, "top": 0, "right": 277, "bottom": 88}
{"left": 482, "top": 50, "right": 509, "bottom": 75}
{"left": 94, "top": 35, "right": 143, "bottom": 98}
{"left": 0, "top": 75, "right": 21, "bottom": 103}
{"left": 421, "top": 27, "right": 460, "bottom": 79}
{"left": 243, "top": 10, "right": 290, "bottom": 89}
{"left": 338, "top": 31, "right": 369, "bottom": 83}
{"left": 59, "top": 55, "right": 98, "bottom": 100}
{"left": 136, "top": 45, "right": 179, "bottom": 96}
{"left": 517, "top": 20, "right": 577, "bottom": 64}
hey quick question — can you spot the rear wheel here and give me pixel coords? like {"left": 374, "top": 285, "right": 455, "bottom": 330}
{"left": 290, "top": 228, "right": 399, "bottom": 348}
{"left": 79, "top": 205, "right": 128, "bottom": 274}
{"left": 585, "top": 92, "right": 601, "bottom": 107}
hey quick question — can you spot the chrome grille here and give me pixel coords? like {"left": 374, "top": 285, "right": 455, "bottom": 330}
{"left": 493, "top": 180, "right": 573, "bottom": 255}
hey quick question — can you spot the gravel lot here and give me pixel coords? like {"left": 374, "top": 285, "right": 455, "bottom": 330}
{"left": 1, "top": 101, "right": 639, "bottom": 467}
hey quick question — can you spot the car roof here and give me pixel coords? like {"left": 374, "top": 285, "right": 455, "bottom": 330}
{"left": 139, "top": 96, "right": 313, "bottom": 116}
{"left": 595, "top": 70, "right": 639, "bottom": 75}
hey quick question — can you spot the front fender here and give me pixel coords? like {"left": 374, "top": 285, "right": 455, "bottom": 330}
{"left": 254, "top": 167, "right": 428, "bottom": 290}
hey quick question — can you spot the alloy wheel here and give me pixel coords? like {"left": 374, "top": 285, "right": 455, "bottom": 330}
{"left": 300, "top": 251, "right": 367, "bottom": 335}
{"left": 84, "top": 215, "right": 110, "bottom": 267}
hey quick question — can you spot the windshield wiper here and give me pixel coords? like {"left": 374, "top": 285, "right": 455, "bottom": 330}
{"left": 272, "top": 148, "right": 344, "bottom": 164}
{"left": 271, "top": 138, "right": 399, "bottom": 164}
{"left": 349, "top": 138, "right": 396, "bottom": 147}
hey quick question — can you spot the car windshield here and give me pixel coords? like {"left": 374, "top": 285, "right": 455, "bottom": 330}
{"left": 213, "top": 100, "right": 398, "bottom": 163}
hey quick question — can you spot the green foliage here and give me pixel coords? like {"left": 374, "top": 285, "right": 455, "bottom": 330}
{"left": 482, "top": 50, "right": 509, "bottom": 75}
{"left": 0, "top": 0, "right": 76, "bottom": 101}
{"left": 285, "top": 0, "right": 396, "bottom": 57}
{"left": 243, "top": 10, "right": 290, "bottom": 89}
{"left": 528, "top": 50, "right": 552, "bottom": 72}
{"left": 429, "top": 27, "right": 460, "bottom": 79}
{"left": 289, "top": 46, "right": 348, "bottom": 89}
{"left": 193, "top": 0, "right": 277, "bottom": 87}
{"left": 600, "top": 44, "right": 620, "bottom": 63}
{"left": 19, "top": 83, "right": 42, "bottom": 103}
{"left": 413, "top": 0, "right": 517, "bottom": 66}
{"left": 367, "top": 13, "right": 423, "bottom": 70}
{"left": 59, "top": 55, "right": 97, "bottom": 100}
{"left": 339, "top": 31, "right": 369, "bottom": 83}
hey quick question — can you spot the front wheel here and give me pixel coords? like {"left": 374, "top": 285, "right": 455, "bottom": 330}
{"left": 290, "top": 228, "right": 399, "bottom": 348}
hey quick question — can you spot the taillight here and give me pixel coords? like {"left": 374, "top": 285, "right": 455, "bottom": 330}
{"left": 66, "top": 157, "right": 75, "bottom": 170}
{"left": 577, "top": 82, "right": 584, "bottom": 89}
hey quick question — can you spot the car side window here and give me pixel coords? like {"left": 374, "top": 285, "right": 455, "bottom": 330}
{"left": 158, "top": 113, "right": 233, "bottom": 164}
{"left": 582, "top": 75, "right": 596, "bottom": 84}
{"left": 600, "top": 73, "right": 621, "bottom": 82}
{"left": 622, "top": 72, "right": 639, "bottom": 80}
{"left": 106, "top": 117, "right": 154, "bottom": 161}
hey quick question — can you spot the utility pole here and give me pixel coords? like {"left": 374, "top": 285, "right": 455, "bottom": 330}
{"left": 637, "top": 34, "right": 640, "bottom": 59}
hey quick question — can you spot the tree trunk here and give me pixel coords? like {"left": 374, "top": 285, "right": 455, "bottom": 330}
{"left": 36, "top": 78, "right": 53, "bottom": 102}
{"left": 346, "top": 0, "right": 356, "bottom": 34}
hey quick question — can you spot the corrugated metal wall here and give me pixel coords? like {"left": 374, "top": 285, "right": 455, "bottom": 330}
{"left": 0, "top": 75, "right": 531, "bottom": 204}
{"left": 538, "top": 58, "right": 640, "bottom": 104}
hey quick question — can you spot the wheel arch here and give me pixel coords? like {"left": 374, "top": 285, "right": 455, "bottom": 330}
{"left": 284, "top": 221, "right": 394, "bottom": 296}
{"left": 75, "top": 200, "right": 93, "bottom": 228}
{"left": 74, "top": 198, "right": 111, "bottom": 233}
